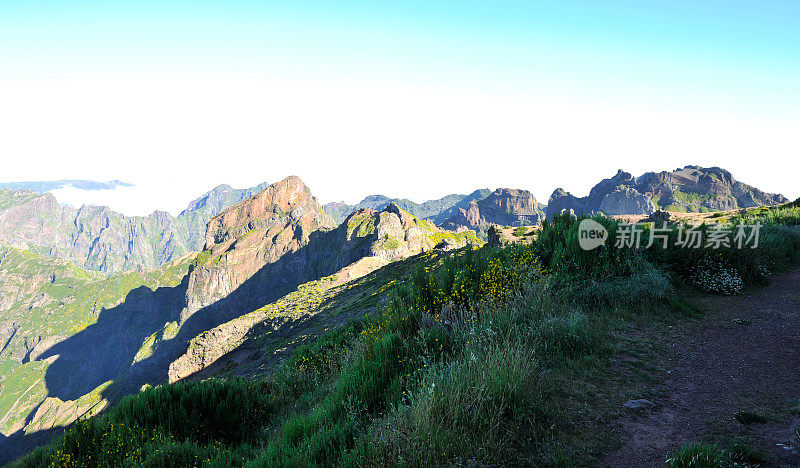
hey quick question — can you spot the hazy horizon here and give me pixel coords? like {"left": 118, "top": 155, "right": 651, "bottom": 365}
{"left": 1, "top": 163, "right": 795, "bottom": 218}
{"left": 2, "top": 1, "right": 798, "bottom": 215}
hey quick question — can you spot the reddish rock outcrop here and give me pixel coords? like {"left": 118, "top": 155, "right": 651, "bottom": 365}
{"left": 184, "top": 176, "right": 335, "bottom": 314}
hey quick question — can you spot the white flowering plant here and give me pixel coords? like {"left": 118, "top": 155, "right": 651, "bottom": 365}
{"left": 690, "top": 259, "right": 744, "bottom": 295}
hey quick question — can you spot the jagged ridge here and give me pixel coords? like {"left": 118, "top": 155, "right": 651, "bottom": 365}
{"left": 0, "top": 182, "right": 270, "bottom": 273}
{"left": 547, "top": 165, "right": 787, "bottom": 218}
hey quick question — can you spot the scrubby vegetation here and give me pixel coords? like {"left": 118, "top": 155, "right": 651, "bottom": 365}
{"left": 19, "top": 380, "right": 269, "bottom": 467}
{"left": 12, "top": 212, "right": 800, "bottom": 467}
{"left": 731, "top": 199, "right": 800, "bottom": 227}
{"left": 512, "top": 225, "right": 529, "bottom": 237}
{"left": 427, "top": 229, "right": 482, "bottom": 247}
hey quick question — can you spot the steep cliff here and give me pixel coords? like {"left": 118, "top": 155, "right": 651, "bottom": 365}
{"left": 184, "top": 176, "right": 335, "bottom": 314}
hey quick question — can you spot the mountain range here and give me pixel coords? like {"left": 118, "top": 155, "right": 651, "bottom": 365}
{"left": 547, "top": 165, "right": 787, "bottom": 218}
{"left": 323, "top": 189, "right": 493, "bottom": 226}
{"left": 0, "top": 183, "right": 270, "bottom": 273}
{"left": 0, "top": 165, "right": 789, "bottom": 462}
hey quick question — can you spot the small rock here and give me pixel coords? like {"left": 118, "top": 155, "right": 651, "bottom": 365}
{"left": 623, "top": 399, "right": 655, "bottom": 410}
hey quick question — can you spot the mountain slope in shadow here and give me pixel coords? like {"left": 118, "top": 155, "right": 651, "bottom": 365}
{"left": 0, "top": 179, "right": 471, "bottom": 464}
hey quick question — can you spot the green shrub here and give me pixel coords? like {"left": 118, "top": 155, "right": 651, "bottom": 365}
{"left": 641, "top": 220, "right": 800, "bottom": 289}
{"left": 289, "top": 319, "right": 363, "bottom": 382}
{"left": 513, "top": 226, "right": 529, "bottom": 237}
{"left": 428, "top": 230, "right": 481, "bottom": 246}
{"left": 109, "top": 379, "right": 273, "bottom": 444}
{"left": 536, "top": 214, "right": 641, "bottom": 279}
{"left": 14, "top": 379, "right": 272, "bottom": 467}
{"left": 664, "top": 440, "right": 764, "bottom": 468}
{"left": 557, "top": 258, "right": 673, "bottom": 306}
{"left": 732, "top": 204, "right": 800, "bottom": 226}
{"left": 539, "top": 311, "right": 603, "bottom": 357}
{"left": 390, "top": 244, "right": 539, "bottom": 316}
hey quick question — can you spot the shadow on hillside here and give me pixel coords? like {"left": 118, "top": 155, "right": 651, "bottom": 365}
{"left": 0, "top": 425, "right": 71, "bottom": 466}
{"left": 1, "top": 226, "right": 369, "bottom": 464}
{"left": 188, "top": 251, "right": 436, "bottom": 382}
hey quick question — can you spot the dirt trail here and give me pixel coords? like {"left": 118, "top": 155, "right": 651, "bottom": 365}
{"left": 603, "top": 269, "right": 800, "bottom": 467}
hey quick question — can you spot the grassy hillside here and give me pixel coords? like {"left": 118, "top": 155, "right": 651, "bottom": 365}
{"left": 728, "top": 198, "right": 800, "bottom": 226}
{"left": 0, "top": 248, "right": 193, "bottom": 441}
{"left": 12, "top": 210, "right": 800, "bottom": 466}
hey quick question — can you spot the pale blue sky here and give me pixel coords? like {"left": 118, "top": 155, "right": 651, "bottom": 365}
{"left": 1, "top": 1, "right": 798, "bottom": 214}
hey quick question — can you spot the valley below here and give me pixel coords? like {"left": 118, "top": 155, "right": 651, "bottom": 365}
{"left": 0, "top": 168, "right": 797, "bottom": 466}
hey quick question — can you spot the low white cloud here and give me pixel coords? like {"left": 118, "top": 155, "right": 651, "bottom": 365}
{"left": 49, "top": 183, "right": 185, "bottom": 217}
{"left": 2, "top": 75, "right": 797, "bottom": 215}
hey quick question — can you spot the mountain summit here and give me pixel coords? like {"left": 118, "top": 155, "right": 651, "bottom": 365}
{"left": 185, "top": 176, "right": 335, "bottom": 313}
{"left": 443, "top": 188, "right": 545, "bottom": 235}
{"left": 547, "top": 165, "right": 787, "bottom": 218}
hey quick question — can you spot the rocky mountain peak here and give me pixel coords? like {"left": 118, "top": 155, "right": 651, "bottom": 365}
{"left": 186, "top": 177, "right": 335, "bottom": 313}
{"left": 384, "top": 202, "right": 416, "bottom": 229}
{"left": 323, "top": 190, "right": 494, "bottom": 227}
{"left": 204, "top": 176, "right": 333, "bottom": 249}
{"left": 340, "top": 202, "right": 477, "bottom": 260}
{"left": 361, "top": 194, "right": 392, "bottom": 206}
{"left": 0, "top": 181, "right": 275, "bottom": 272}
{"left": 443, "top": 187, "right": 544, "bottom": 235}
{"left": 548, "top": 165, "right": 787, "bottom": 218}
{"left": 183, "top": 184, "right": 480, "bottom": 322}
{"left": 484, "top": 188, "right": 539, "bottom": 215}
{"left": 180, "top": 184, "right": 234, "bottom": 214}
{"left": 180, "top": 182, "right": 272, "bottom": 218}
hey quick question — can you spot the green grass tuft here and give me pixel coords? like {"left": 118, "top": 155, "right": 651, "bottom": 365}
{"left": 665, "top": 443, "right": 729, "bottom": 467}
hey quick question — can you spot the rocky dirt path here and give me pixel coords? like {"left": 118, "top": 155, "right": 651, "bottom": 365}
{"left": 603, "top": 268, "right": 800, "bottom": 467}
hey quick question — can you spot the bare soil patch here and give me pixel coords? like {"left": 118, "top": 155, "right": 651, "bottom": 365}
{"left": 603, "top": 269, "right": 800, "bottom": 467}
